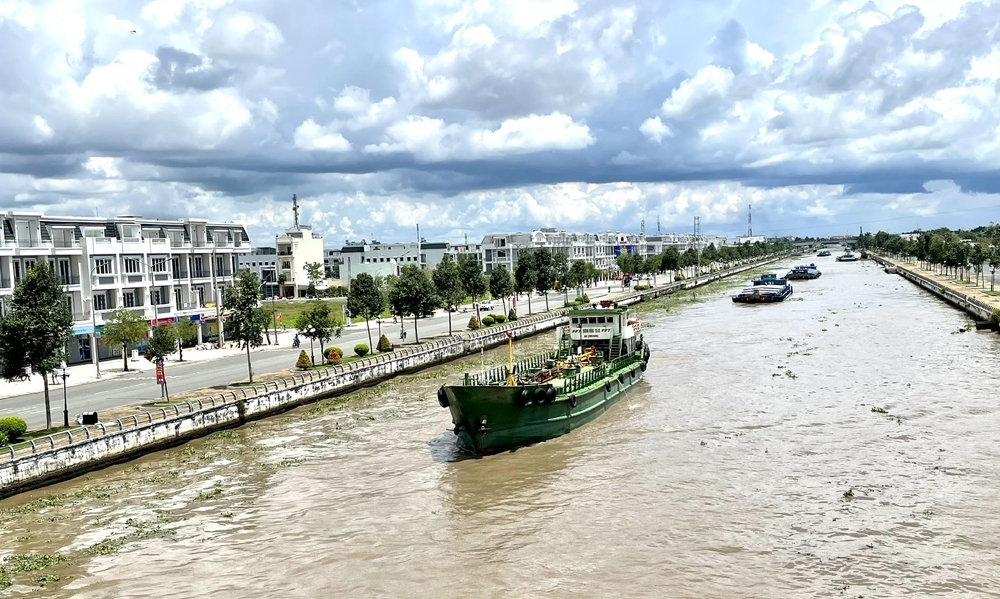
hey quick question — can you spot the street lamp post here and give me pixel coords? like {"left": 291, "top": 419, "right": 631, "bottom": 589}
{"left": 306, "top": 325, "right": 315, "bottom": 365}
{"left": 59, "top": 361, "right": 70, "bottom": 428}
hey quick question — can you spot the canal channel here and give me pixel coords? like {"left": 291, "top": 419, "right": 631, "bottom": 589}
{"left": 2, "top": 256, "right": 999, "bottom": 598}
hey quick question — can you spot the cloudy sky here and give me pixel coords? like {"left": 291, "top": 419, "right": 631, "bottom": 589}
{"left": 3, "top": 0, "right": 1000, "bottom": 246}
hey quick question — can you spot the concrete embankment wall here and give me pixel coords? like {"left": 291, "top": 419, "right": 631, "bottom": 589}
{"left": 0, "top": 255, "right": 784, "bottom": 498}
{"left": 871, "top": 255, "right": 995, "bottom": 322}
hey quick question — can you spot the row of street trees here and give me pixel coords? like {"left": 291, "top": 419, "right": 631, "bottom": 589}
{"left": 859, "top": 225, "right": 1000, "bottom": 290}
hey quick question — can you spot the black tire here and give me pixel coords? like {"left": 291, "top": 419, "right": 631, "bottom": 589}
{"left": 437, "top": 387, "right": 449, "bottom": 408}
{"left": 605, "top": 381, "right": 612, "bottom": 392}
{"left": 533, "top": 387, "right": 546, "bottom": 405}
{"left": 517, "top": 389, "right": 531, "bottom": 407}
{"left": 640, "top": 362, "right": 647, "bottom": 372}
{"left": 545, "top": 387, "right": 556, "bottom": 404}
{"left": 568, "top": 395, "right": 577, "bottom": 408}
{"left": 617, "top": 374, "right": 625, "bottom": 385}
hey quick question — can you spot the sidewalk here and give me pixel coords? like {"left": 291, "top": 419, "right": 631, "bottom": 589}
{"left": 878, "top": 256, "right": 1000, "bottom": 313}
{"left": 0, "top": 330, "right": 299, "bottom": 401}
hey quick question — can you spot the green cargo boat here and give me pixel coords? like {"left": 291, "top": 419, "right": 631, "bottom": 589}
{"left": 438, "top": 306, "right": 650, "bottom": 454}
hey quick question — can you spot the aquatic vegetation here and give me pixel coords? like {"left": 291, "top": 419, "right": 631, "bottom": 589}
{"left": 871, "top": 406, "right": 888, "bottom": 414}
{"left": 843, "top": 489, "right": 854, "bottom": 499}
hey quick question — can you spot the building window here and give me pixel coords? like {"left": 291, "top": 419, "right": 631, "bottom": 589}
{"left": 95, "top": 259, "right": 113, "bottom": 275}
{"left": 282, "top": 260, "right": 291, "bottom": 269}
{"left": 153, "top": 290, "right": 162, "bottom": 305}
{"left": 124, "top": 258, "right": 141, "bottom": 274}
{"left": 123, "top": 291, "right": 137, "bottom": 307}
{"left": 151, "top": 258, "right": 167, "bottom": 272}
{"left": 94, "top": 294, "right": 107, "bottom": 311}
{"left": 174, "top": 289, "right": 182, "bottom": 310}
{"left": 65, "top": 295, "right": 73, "bottom": 316}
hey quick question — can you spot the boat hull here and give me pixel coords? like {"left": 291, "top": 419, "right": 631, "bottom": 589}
{"left": 443, "top": 360, "right": 645, "bottom": 454}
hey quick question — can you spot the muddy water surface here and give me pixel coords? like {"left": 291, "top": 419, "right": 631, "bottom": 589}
{"left": 2, "top": 257, "right": 1000, "bottom": 598}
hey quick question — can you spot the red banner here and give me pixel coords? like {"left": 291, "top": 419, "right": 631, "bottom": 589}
{"left": 155, "top": 363, "right": 165, "bottom": 384}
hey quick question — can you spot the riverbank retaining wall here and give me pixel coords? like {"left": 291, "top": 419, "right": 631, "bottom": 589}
{"left": 871, "top": 255, "right": 995, "bottom": 322}
{"left": 0, "top": 254, "right": 787, "bottom": 498}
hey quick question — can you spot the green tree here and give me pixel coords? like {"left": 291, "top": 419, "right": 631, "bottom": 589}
{"left": 659, "top": 246, "right": 681, "bottom": 273}
{"left": 170, "top": 318, "right": 199, "bottom": 361}
{"left": 223, "top": 269, "right": 268, "bottom": 383}
{"left": 346, "top": 273, "right": 385, "bottom": 350}
{"left": 102, "top": 307, "right": 149, "bottom": 373}
{"left": 432, "top": 254, "right": 464, "bottom": 335}
{"left": 458, "top": 254, "right": 487, "bottom": 304}
{"left": 0, "top": 264, "right": 73, "bottom": 430}
{"left": 295, "top": 300, "right": 338, "bottom": 365}
{"left": 488, "top": 264, "right": 514, "bottom": 315}
{"left": 567, "top": 260, "right": 588, "bottom": 292}
{"left": 388, "top": 265, "right": 437, "bottom": 343}
{"left": 147, "top": 325, "right": 176, "bottom": 360}
{"left": 533, "top": 248, "right": 554, "bottom": 311}
{"left": 304, "top": 261, "right": 324, "bottom": 286}
{"left": 514, "top": 251, "right": 537, "bottom": 314}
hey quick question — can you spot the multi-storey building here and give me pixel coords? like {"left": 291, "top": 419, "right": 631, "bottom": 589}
{"left": 480, "top": 229, "right": 732, "bottom": 274}
{"left": 340, "top": 240, "right": 451, "bottom": 287}
{"left": 237, "top": 247, "right": 278, "bottom": 296}
{"left": 0, "top": 212, "right": 249, "bottom": 365}
{"left": 275, "top": 225, "right": 325, "bottom": 297}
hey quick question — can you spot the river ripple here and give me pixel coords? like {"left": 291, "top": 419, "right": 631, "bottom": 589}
{"left": 3, "top": 257, "right": 1000, "bottom": 598}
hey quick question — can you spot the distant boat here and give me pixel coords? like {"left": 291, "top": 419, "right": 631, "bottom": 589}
{"left": 836, "top": 251, "right": 859, "bottom": 262}
{"left": 733, "top": 276, "right": 793, "bottom": 303}
{"left": 786, "top": 264, "right": 822, "bottom": 279}
{"left": 817, "top": 250, "right": 832, "bottom": 257}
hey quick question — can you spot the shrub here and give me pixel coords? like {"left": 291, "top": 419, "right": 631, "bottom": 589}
{"left": 493, "top": 313, "right": 506, "bottom": 324}
{"left": 991, "top": 309, "right": 1000, "bottom": 325}
{"left": 482, "top": 315, "right": 495, "bottom": 326}
{"left": 295, "top": 350, "right": 312, "bottom": 369}
{"left": 674, "top": 274, "right": 686, "bottom": 281}
{"left": 0, "top": 416, "right": 27, "bottom": 442}
{"left": 377, "top": 334, "right": 393, "bottom": 352}
{"left": 0, "top": 430, "right": 6, "bottom": 446}
{"left": 468, "top": 316, "right": 481, "bottom": 330}
{"left": 326, "top": 349, "right": 342, "bottom": 365}
{"left": 580, "top": 293, "right": 590, "bottom": 302}
{"left": 508, "top": 309, "right": 517, "bottom": 321}
{"left": 324, "top": 347, "right": 343, "bottom": 358}
{"left": 354, "top": 343, "right": 370, "bottom": 357}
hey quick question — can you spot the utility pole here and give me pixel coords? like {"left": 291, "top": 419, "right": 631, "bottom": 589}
{"left": 292, "top": 193, "right": 300, "bottom": 229}
{"left": 748, "top": 204, "right": 752, "bottom": 237}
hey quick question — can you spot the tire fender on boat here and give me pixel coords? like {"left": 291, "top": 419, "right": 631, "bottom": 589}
{"left": 640, "top": 362, "right": 647, "bottom": 372}
{"left": 605, "top": 381, "right": 612, "bottom": 392}
{"left": 617, "top": 374, "right": 625, "bottom": 385}
{"left": 568, "top": 395, "right": 577, "bottom": 408}
{"left": 517, "top": 388, "right": 531, "bottom": 407}
{"left": 532, "top": 387, "right": 547, "bottom": 405}
{"left": 545, "top": 387, "right": 556, "bottom": 404}
{"left": 437, "top": 387, "right": 449, "bottom": 408}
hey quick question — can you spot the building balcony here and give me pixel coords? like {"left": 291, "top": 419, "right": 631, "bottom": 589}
{"left": 216, "top": 269, "right": 233, "bottom": 277}
{"left": 190, "top": 269, "right": 211, "bottom": 278}
{"left": 0, "top": 277, "right": 10, "bottom": 289}
{"left": 59, "top": 275, "right": 81, "bottom": 286}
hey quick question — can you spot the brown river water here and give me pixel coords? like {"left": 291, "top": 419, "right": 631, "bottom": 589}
{"left": 2, "top": 257, "right": 1000, "bottom": 598}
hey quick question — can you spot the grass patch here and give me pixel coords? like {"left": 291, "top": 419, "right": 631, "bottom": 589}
{"left": 19, "top": 427, "right": 73, "bottom": 441}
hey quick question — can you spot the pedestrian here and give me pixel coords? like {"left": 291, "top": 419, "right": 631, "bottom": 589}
{"left": 393, "top": 315, "right": 398, "bottom": 324}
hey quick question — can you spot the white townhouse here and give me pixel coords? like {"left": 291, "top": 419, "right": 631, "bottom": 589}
{"left": 0, "top": 212, "right": 250, "bottom": 366}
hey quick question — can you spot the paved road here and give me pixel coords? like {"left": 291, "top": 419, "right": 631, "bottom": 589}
{"left": 5, "top": 286, "right": 623, "bottom": 428}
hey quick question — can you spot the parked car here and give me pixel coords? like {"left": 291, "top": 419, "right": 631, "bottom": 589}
{"left": 478, "top": 303, "right": 493, "bottom": 311}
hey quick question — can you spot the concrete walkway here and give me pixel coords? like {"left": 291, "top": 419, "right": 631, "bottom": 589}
{"left": 878, "top": 256, "right": 1000, "bottom": 314}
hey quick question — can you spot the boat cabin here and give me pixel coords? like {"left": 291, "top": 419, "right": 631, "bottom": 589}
{"left": 560, "top": 307, "right": 640, "bottom": 364}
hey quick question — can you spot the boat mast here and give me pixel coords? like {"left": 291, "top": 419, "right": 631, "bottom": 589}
{"left": 506, "top": 332, "right": 515, "bottom": 385}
